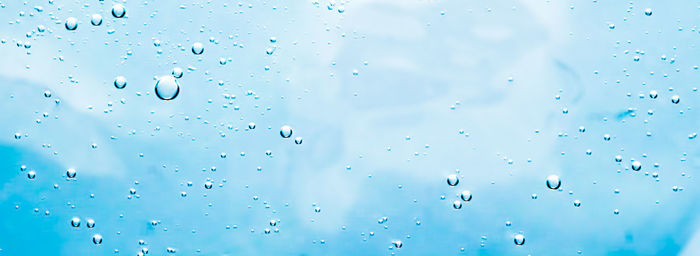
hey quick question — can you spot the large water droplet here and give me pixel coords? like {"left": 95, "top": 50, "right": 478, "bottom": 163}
{"left": 546, "top": 175, "right": 561, "bottom": 190}
{"left": 65, "top": 17, "right": 78, "bottom": 31}
{"left": 514, "top": 234, "right": 525, "bottom": 246}
{"left": 446, "top": 174, "right": 459, "bottom": 186}
{"left": 631, "top": 161, "right": 642, "bottom": 171}
{"left": 191, "top": 42, "right": 204, "bottom": 55}
{"left": 154, "top": 76, "right": 180, "bottom": 100}
{"left": 280, "top": 125, "right": 293, "bottom": 138}
{"left": 671, "top": 95, "right": 680, "bottom": 104}
{"left": 452, "top": 200, "right": 462, "bottom": 209}
{"left": 90, "top": 14, "right": 102, "bottom": 26}
{"left": 66, "top": 168, "right": 77, "bottom": 178}
{"left": 71, "top": 217, "right": 81, "bottom": 227}
{"left": 114, "top": 76, "right": 127, "bottom": 89}
{"left": 111, "top": 4, "right": 126, "bottom": 18}
{"left": 92, "top": 234, "right": 103, "bottom": 245}
{"left": 460, "top": 190, "right": 472, "bottom": 201}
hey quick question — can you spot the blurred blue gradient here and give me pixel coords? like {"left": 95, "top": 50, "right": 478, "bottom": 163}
{"left": 0, "top": 0, "right": 699, "bottom": 255}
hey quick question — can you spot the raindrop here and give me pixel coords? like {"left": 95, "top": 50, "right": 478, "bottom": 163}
{"left": 446, "top": 174, "right": 459, "bottom": 186}
{"left": 392, "top": 240, "right": 403, "bottom": 249}
{"left": 280, "top": 125, "right": 293, "bottom": 138}
{"left": 90, "top": 14, "right": 102, "bottom": 26}
{"left": 171, "top": 67, "right": 183, "bottom": 78}
{"left": 71, "top": 217, "right": 81, "bottom": 227}
{"left": 649, "top": 90, "right": 658, "bottom": 99}
{"left": 114, "top": 76, "right": 127, "bottom": 89}
{"left": 294, "top": 137, "right": 303, "bottom": 144}
{"left": 514, "top": 234, "right": 525, "bottom": 246}
{"left": 155, "top": 76, "right": 180, "bottom": 100}
{"left": 546, "top": 175, "right": 561, "bottom": 190}
{"left": 573, "top": 200, "right": 581, "bottom": 207}
{"left": 65, "top": 17, "right": 78, "bottom": 31}
{"left": 644, "top": 8, "right": 652, "bottom": 16}
{"left": 248, "top": 122, "right": 256, "bottom": 129}
{"left": 92, "top": 234, "right": 103, "bottom": 245}
{"left": 204, "top": 181, "right": 213, "bottom": 189}
{"left": 86, "top": 219, "right": 95, "bottom": 228}
{"left": 459, "top": 190, "right": 472, "bottom": 201}
{"left": 631, "top": 161, "right": 642, "bottom": 171}
{"left": 66, "top": 168, "right": 77, "bottom": 178}
{"left": 191, "top": 42, "right": 204, "bottom": 55}
{"left": 452, "top": 200, "right": 462, "bottom": 209}
{"left": 111, "top": 4, "right": 126, "bottom": 18}
{"left": 27, "top": 171, "right": 36, "bottom": 179}
{"left": 671, "top": 95, "right": 680, "bottom": 104}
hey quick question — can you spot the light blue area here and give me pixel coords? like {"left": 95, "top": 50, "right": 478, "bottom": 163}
{"left": 0, "top": 0, "right": 699, "bottom": 255}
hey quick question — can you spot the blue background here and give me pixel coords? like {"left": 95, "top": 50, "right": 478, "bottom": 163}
{"left": 0, "top": 0, "right": 699, "bottom": 255}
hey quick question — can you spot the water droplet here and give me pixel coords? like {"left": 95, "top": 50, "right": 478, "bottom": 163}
{"left": 280, "top": 125, "right": 293, "bottom": 138}
{"left": 392, "top": 240, "right": 403, "bottom": 248}
{"left": 66, "top": 168, "right": 77, "bottom": 178}
{"left": 92, "top": 234, "right": 103, "bottom": 245}
{"left": 114, "top": 76, "right": 127, "bottom": 89}
{"left": 514, "top": 234, "right": 525, "bottom": 246}
{"left": 27, "top": 171, "right": 36, "bottom": 179}
{"left": 204, "top": 181, "right": 213, "bottom": 189}
{"left": 294, "top": 137, "right": 303, "bottom": 144}
{"left": 191, "top": 42, "right": 204, "bottom": 55}
{"left": 671, "top": 95, "right": 680, "bottom": 104}
{"left": 631, "top": 161, "right": 642, "bottom": 171}
{"left": 111, "top": 4, "right": 126, "bottom": 18}
{"left": 644, "top": 8, "right": 652, "bottom": 16}
{"left": 90, "top": 14, "right": 102, "bottom": 26}
{"left": 154, "top": 76, "right": 180, "bottom": 100}
{"left": 649, "top": 90, "right": 658, "bottom": 99}
{"left": 446, "top": 174, "right": 459, "bottom": 186}
{"left": 452, "top": 200, "right": 462, "bottom": 209}
{"left": 65, "top": 17, "right": 78, "bottom": 31}
{"left": 171, "top": 67, "right": 183, "bottom": 78}
{"left": 86, "top": 219, "right": 95, "bottom": 228}
{"left": 248, "top": 122, "right": 256, "bottom": 129}
{"left": 460, "top": 190, "right": 472, "bottom": 201}
{"left": 573, "top": 200, "right": 581, "bottom": 207}
{"left": 546, "top": 175, "right": 561, "bottom": 190}
{"left": 71, "top": 217, "right": 81, "bottom": 227}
